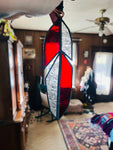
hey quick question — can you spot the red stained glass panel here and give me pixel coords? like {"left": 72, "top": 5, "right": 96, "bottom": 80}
{"left": 59, "top": 55, "right": 72, "bottom": 117}
{"left": 44, "top": 25, "right": 60, "bottom": 67}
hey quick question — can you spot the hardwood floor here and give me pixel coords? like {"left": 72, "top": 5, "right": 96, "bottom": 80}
{"left": 25, "top": 102, "right": 113, "bottom": 150}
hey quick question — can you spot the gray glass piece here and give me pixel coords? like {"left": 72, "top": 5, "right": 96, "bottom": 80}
{"left": 46, "top": 56, "right": 60, "bottom": 117}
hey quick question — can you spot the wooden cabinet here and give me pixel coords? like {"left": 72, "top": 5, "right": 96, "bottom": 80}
{"left": 0, "top": 37, "right": 17, "bottom": 120}
{"left": 0, "top": 121, "right": 22, "bottom": 150}
{"left": 0, "top": 108, "right": 30, "bottom": 150}
{"left": 0, "top": 36, "right": 30, "bottom": 150}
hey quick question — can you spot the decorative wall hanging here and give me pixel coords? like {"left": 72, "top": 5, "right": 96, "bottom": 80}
{"left": 24, "top": 35, "right": 33, "bottom": 45}
{"left": 23, "top": 48, "right": 36, "bottom": 59}
{"left": 43, "top": 2, "right": 73, "bottom": 120}
{"left": 83, "top": 50, "right": 89, "bottom": 58}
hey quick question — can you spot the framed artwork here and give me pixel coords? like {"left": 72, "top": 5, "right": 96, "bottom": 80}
{"left": 24, "top": 35, "right": 33, "bottom": 45}
{"left": 83, "top": 50, "right": 89, "bottom": 58}
{"left": 23, "top": 48, "right": 36, "bottom": 59}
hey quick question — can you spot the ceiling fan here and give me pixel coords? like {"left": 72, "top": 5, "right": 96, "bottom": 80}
{"left": 87, "top": 9, "right": 113, "bottom": 37}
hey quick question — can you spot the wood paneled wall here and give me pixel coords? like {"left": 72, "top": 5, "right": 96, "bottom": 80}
{"left": 15, "top": 29, "right": 113, "bottom": 102}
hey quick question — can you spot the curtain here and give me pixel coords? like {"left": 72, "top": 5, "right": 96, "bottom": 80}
{"left": 72, "top": 42, "right": 77, "bottom": 88}
{"left": 93, "top": 52, "right": 113, "bottom": 95}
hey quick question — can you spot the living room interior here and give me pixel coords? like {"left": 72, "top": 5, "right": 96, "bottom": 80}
{"left": 0, "top": 0, "right": 113, "bottom": 150}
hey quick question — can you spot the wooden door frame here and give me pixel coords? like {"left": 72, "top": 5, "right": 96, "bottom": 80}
{"left": 91, "top": 46, "right": 113, "bottom": 102}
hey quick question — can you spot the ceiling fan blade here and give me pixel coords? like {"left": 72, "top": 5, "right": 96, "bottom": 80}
{"left": 86, "top": 19, "right": 95, "bottom": 22}
{"left": 76, "top": 25, "right": 97, "bottom": 32}
{"left": 104, "top": 26, "right": 112, "bottom": 36}
{"left": 86, "top": 19, "right": 100, "bottom": 25}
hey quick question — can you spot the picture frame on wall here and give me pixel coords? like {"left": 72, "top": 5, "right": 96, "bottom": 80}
{"left": 83, "top": 50, "right": 89, "bottom": 58}
{"left": 23, "top": 48, "right": 36, "bottom": 59}
{"left": 24, "top": 35, "right": 33, "bottom": 45}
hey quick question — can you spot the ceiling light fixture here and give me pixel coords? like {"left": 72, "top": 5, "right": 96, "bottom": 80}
{"left": 98, "top": 22, "right": 104, "bottom": 37}
{"left": 98, "top": 29, "right": 103, "bottom": 37}
{"left": 87, "top": 9, "right": 112, "bottom": 37}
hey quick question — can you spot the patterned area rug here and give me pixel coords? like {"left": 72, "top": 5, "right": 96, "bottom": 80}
{"left": 59, "top": 119, "right": 108, "bottom": 150}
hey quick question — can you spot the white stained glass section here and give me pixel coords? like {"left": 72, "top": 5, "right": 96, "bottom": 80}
{"left": 46, "top": 56, "right": 60, "bottom": 117}
{"left": 44, "top": 54, "right": 58, "bottom": 84}
{"left": 93, "top": 52, "right": 113, "bottom": 95}
{"left": 62, "top": 21, "right": 72, "bottom": 59}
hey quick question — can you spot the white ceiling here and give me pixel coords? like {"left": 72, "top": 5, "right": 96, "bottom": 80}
{"left": 2, "top": 0, "right": 113, "bottom": 35}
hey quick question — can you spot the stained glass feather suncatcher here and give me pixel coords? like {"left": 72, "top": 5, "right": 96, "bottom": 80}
{"left": 43, "top": 18, "right": 73, "bottom": 120}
